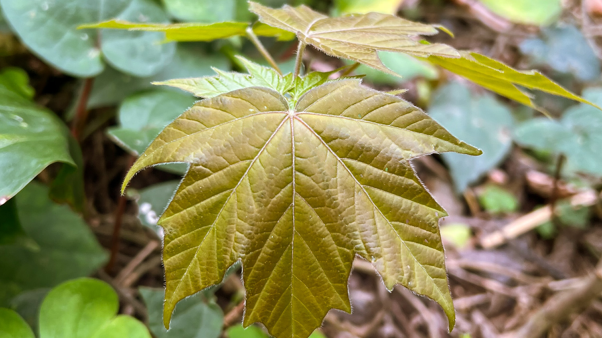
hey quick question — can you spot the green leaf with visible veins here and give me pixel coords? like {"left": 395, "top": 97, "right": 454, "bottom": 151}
{"left": 122, "top": 79, "right": 481, "bottom": 338}
{"left": 249, "top": 1, "right": 459, "bottom": 76}
{"left": 427, "top": 51, "right": 601, "bottom": 111}
{"left": 79, "top": 20, "right": 295, "bottom": 42}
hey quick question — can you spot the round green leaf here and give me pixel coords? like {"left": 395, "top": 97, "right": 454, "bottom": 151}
{"left": 0, "top": 87, "right": 73, "bottom": 203}
{"left": 100, "top": 0, "right": 175, "bottom": 77}
{"left": 90, "top": 316, "right": 151, "bottom": 338}
{"left": 0, "top": 0, "right": 174, "bottom": 77}
{"left": 0, "top": 308, "right": 35, "bottom": 338}
{"left": 39, "top": 278, "right": 118, "bottom": 338}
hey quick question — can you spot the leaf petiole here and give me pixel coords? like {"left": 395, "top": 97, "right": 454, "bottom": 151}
{"left": 293, "top": 41, "right": 306, "bottom": 78}
{"left": 245, "top": 26, "right": 282, "bottom": 75}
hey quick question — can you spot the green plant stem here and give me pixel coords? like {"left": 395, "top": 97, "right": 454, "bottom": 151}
{"left": 339, "top": 62, "right": 360, "bottom": 77}
{"left": 246, "top": 27, "right": 282, "bottom": 75}
{"left": 293, "top": 41, "right": 307, "bottom": 78}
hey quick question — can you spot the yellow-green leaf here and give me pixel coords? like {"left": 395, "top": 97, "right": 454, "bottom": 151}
{"left": 249, "top": 2, "right": 459, "bottom": 76}
{"left": 122, "top": 80, "right": 481, "bottom": 338}
{"left": 153, "top": 56, "right": 293, "bottom": 98}
{"left": 78, "top": 20, "right": 293, "bottom": 42}
{"left": 427, "top": 51, "right": 601, "bottom": 110}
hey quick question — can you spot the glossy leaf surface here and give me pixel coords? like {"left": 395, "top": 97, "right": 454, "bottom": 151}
{"left": 39, "top": 278, "right": 151, "bottom": 338}
{"left": 0, "top": 183, "right": 107, "bottom": 305}
{"left": 1, "top": 0, "right": 175, "bottom": 77}
{"left": 0, "top": 308, "right": 35, "bottom": 338}
{"left": 429, "top": 82, "right": 514, "bottom": 192}
{"left": 427, "top": 51, "right": 601, "bottom": 110}
{"left": 123, "top": 80, "right": 481, "bottom": 338}
{"left": 79, "top": 20, "right": 294, "bottom": 42}
{"left": 249, "top": 2, "right": 459, "bottom": 75}
{"left": 0, "top": 85, "right": 73, "bottom": 204}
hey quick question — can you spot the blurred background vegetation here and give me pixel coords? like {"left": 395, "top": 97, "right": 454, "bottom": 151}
{"left": 1, "top": 0, "right": 602, "bottom": 337}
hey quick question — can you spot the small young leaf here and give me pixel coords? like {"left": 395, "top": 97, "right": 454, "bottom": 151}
{"left": 514, "top": 88, "right": 602, "bottom": 177}
{"left": 249, "top": 2, "right": 460, "bottom": 75}
{"left": 428, "top": 82, "right": 514, "bottom": 192}
{"left": 39, "top": 278, "right": 151, "bottom": 338}
{"left": 154, "top": 57, "right": 293, "bottom": 98}
{"left": 0, "top": 308, "right": 35, "bottom": 338}
{"left": 0, "top": 85, "right": 73, "bottom": 204}
{"left": 140, "top": 287, "right": 223, "bottom": 338}
{"left": 122, "top": 80, "right": 481, "bottom": 337}
{"left": 427, "top": 51, "right": 601, "bottom": 110}
{"left": 0, "top": 183, "right": 107, "bottom": 305}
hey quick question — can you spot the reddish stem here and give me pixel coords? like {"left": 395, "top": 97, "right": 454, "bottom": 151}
{"left": 71, "top": 78, "right": 94, "bottom": 141}
{"left": 105, "top": 156, "right": 135, "bottom": 274}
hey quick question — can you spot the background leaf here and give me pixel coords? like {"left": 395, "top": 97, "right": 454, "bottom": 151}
{"left": 108, "top": 89, "right": 195, "bottom": 156}
{"left": 162, "top": 0, "right": 236, "bottom": 22}
{"left": 520, "top": 25, "right": 601, "bottom": 82}
{"left": 39, "top": 278, "right": 150, "bottom": 338}
{"left": 9, "top": 288, "right": 49, "bottom": 335}
{"left": 88, "top": 44, "right": 226, "bottom": 109}
{"left": 0, "top": 183, "right": 107, "bottom": 305}
{"left": 140, "top": 287, "right": 223, "bottom": 338}
{"left": 1, "top": 0, "right": 174, "bottom": 77}
{"left": 0, "top": 67, "right": 34, "bottom": 99}
{"left": 478, "top": 185, "right": 519, "bottom": 215}
{"left": 0, "top": 198, "right": 28, "bottom": 246}
{"left": 478, "top": 0, "right": 561, "bottom": 25}
{"left": 514, "top": 87, "right": 602, "bottom": 177}
{"left": 428, "top": 82, "right": 514, "bottom": 192}
{"left": 0, "top": 85, "right": 73, "bottom": 203}
{"left": 333, "top": 0, "right": 403, "bottom": 15}
{"left": 0, "top": 308, "right": 35, "bottom": 338}
{"left": 133, "top": 181, "right": 180, "bottom": 236}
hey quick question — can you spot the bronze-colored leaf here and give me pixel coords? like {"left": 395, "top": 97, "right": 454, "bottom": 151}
{"left": 249, "top": 2, "right": 460, "bottom": 76}
{"left": 122, "top": 80, "right": 480, "bottom": 338}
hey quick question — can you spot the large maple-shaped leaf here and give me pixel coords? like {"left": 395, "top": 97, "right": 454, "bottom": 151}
{"left": 122, "top": 80, "right": 481, "bottom": 338}
{"left": 248, "top": 2, "right": 459, "bottom": 76}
